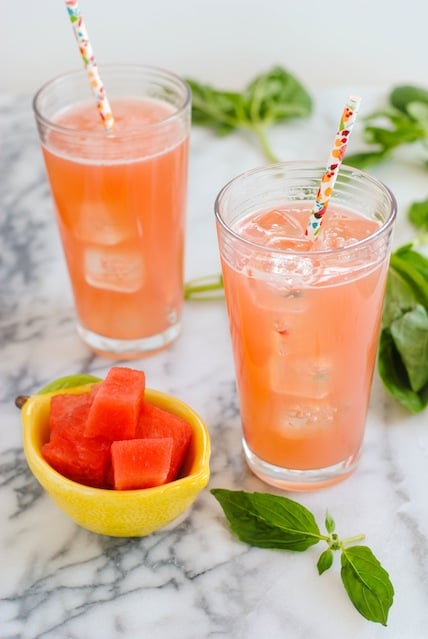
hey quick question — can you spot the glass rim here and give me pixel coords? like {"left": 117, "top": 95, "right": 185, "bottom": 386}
{"left": 214, "top": 160, "right": 397, "bottom": 257}
{"left": 32, "top": 63, "right": 192, "bottom": 139}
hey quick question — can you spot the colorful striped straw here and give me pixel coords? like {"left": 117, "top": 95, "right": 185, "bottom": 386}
{"left": 64, "top": 0, "right": 115, "bottom": 131}
{"left": 305, "top": 95, "right": 361, "bottom": 240}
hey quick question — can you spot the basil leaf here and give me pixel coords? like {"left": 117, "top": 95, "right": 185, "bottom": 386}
{"left": 378, "top": 243, "right": 428, "bottom": 411}
{"left": 390, "top": 249, "right": 428, "bottom": 311}
{"left": 395, "top": 245, "right": 428, "bottom": 281}
{"left": 341, "top": 545, "right": 394, "bottom": 626}
{"left": 187, "top": 81, "right": 245, "bottom": 135}
{"left": 364, "top": 116, "right": 424, "bottom": 149}
{"left": 381, "top": 263, "right": 419, "bottom": 328}
{"left": 246, "top": 66, "right": 312, "bottom": 124}
{"left": 408, "top": 198, "right": 428, "bottom": 232}
{"left": 37, "top": 374, "right": 102, "bottom": 394}
{"left": 345, "top": 149, "right": 390, "bottom": 169}
{"left": 211, "top": 489, "right": 322, "bottom": 551}
{"left": 187, "top": 67, "right": 311, "bottom": 162}
{"left": 407, "top": 102, "right": 428, "bottom": 133}
{"left": 211, "top": 489, "right": 395, "bottom": 624}
{"left": 378, "top": 329, "right": 426, "bottom": 413}
{"left": 390, "top": 85, "right": 428, "bottom": 114}
{"left": 347, "top": 85, "right": 428, "bottom": 170}
{"left": 325, "top": 512, "right": 335, "bottom": 534}
{"left": 317, "top": 549, "right": 334, "bottom": 575}
{"left": 390, "top": 305, "right": 428, "bottom": 392}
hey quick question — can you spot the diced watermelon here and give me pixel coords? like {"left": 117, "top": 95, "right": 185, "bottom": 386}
{"left": 40, "top": 368, "right": 194, "bottom": 491}
{"left": 136, "top": 402, "right": 193, "bottom": 482}
{"left": 111, "top": 438, "right": 173, "bottom": 490}
{"left": 84, "top": 367, "right": 145, "bottom": 441}
{"left": 43, "top": 390, "right": 111, "bottom": 487}
{"left": 49, "top": 392, "right": 93, "bottom": 436}
{"left": 42, "top": 433, "right": 111, "bottom": 488}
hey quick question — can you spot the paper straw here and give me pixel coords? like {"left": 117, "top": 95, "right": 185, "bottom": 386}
{"left": 64, "top": 0, "right": 114, "bottom": 131}
{"left": 305, "top": 95, "right": 361, "bottom": 240}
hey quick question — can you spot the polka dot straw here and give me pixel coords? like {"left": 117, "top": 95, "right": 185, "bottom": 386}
{"left": 305, "top": 95, "right": 361, "bottom": 240}
{"left": 64, "top": 0, "right": 115, "bottom": 131}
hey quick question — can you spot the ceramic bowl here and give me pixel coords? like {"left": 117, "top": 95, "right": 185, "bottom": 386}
{"left": 21, "top": 384, "right": 211, "bottom": 537}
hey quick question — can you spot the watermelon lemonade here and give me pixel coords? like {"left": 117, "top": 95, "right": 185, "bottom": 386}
{"left": 34, "top": 66, "right": 191, "bottom": 358}
{"left": 215, "top": 162, "right": 396, "bottom": 490}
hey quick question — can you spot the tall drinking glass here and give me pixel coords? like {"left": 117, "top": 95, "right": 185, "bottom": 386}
{"left": 215, "top": 161, "right": 396, "bottom": 490}
{"left": 33, "top": 65, "right": 191, "bottom": 358}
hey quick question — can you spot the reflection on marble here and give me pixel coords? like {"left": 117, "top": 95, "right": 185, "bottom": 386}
{"left": 1, "top": 89, "right": 428, "bottom": 638}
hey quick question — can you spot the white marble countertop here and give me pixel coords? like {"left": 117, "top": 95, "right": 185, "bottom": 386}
{"left": 1, "top": 87, "right": 428, "bottom": 638}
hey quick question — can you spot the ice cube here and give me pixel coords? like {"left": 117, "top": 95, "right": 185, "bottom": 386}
{"left": 271, "top": 401, "right": 338, "bottom": 437}
{"left": 248, "top": 276, "right": 309, "bottom": 314}
{"left": 75, "top": 203, "right": 131, "bottom": 245}
{"left": 260, "top": 209, "right": 307, "bottom": 238}
{"left": 239, "top": 209, "right": 308, "bottom": 246}
{"left": 270, "top": 353, "right": 332, "bottom": 400}
{"left": 84, "top": 247, "right": 144, "bottom": 293}
{"left": 319, "top": 212, "right": 380, "bottom": 249}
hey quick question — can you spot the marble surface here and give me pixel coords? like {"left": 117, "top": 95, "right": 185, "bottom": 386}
{"left": 1, "top": 87, "right": 428, "bottom": 639}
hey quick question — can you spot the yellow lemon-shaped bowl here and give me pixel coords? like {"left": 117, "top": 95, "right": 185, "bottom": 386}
{"left": 21, "top": 385, "right": 211, "bottom": 537}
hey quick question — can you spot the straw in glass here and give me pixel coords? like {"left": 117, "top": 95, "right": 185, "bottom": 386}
{"left": 64, "top": 0, "right": 115, "bottom": 131}
{"left": 305, "top": 95, "right": 361, "bottom": 240}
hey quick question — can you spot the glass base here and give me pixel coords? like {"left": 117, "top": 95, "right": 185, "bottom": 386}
{"left": 242, "top": 439, "right": 360, "bottom": 491}
{"left": 76, "top": 322, "right": 181, "bottom": 359}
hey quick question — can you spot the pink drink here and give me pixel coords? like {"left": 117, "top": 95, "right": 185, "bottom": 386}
{"left": 42, "top": 98, "right": 188, "bottom": 344}
{"left": 215, "top": 163, "right": 396, "bottom": 490}
{"left": 34, "top": 65, "right": 191, "bottom": 358}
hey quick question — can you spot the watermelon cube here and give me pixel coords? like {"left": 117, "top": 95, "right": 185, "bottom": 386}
{"left": 49, "top": 392, "right": 93, "bottom": 437}
{"left": 43, "top": 390, "right": 111, "bottom": 488}
{"left": 136, "top": 402, "right": 193, "bottom": 482}
{"left": 42, "top": 432, "right": 111, "bottom": 488}
{"left": 84, "top": 367, "right": 145, "bottom": 441}
{"left": 111, "top": 438, "right": 173, "bottom": 490}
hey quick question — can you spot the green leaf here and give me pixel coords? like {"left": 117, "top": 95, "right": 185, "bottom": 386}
{"left": 390, "top": 248, "right": 428, "bottom": 310}
{"left": 317, "top": 549, "right": 334, "bottom": 575}
{"left": 390, "top": 85, "right": 428, "bottom": 114}
{"left": 341, "top": 545, "right": 394, "bottom": 626}
{"left": 378, "top": 244, "right": 428, "bottom": 410}
{"left": 408, "top": 198, "right": 428, "bottom": 232}
{"left": 325, "top": 511, "right": 335, "bottom": 534}
{"left": 245, "top": 66, "right": 312, "bottom": 125}
{"left": 211, "top": 489, "right": 322, "bottom": 551}
{"left": 211, "top": 488, "right": 395, "bottom": 624}
{"left": 347, "top": 87, "right": 428, "bottom": 170}
{"left": 390, "top": 305, "right": 428, "bottom": 392}
{"left": 187, "top": 66, "right": 312, "bottom": 162}
{"left": 364, "top": 117, "right": 424, "bottom": 149}
{"left": 395, "top": 244, "right": 428, "bottom": 281}
{"left": 187, "top": 80, "right": 244, "bottom": 134}
{"left": 378, "top": 329, "right": 427, "bottom": 413}
{"left": 407, "top": 102, "right": 428, "bottom": 134}
{"left": 37, "top": 374, "right": 102, "bottom": 394}
{"left": 381, "top": 262, "right": 419, "bottom": 327}
{"left": 345, "top": 150, "right": 390, "bottom": 169}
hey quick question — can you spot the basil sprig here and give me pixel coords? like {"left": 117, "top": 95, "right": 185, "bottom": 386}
{"left": 212, "top": 489, "right": 394, "bottom": 626}
{"left": 408, "top": 197, "right": 428, "bottom": 238}
{"left": 187, "top": 66, "right": 312, "bottom": 162}
{"left": 346, "top": 84, "right": 428, "bottom": 170}
{"left": 378, "top": 245, "right": 428, "bottom": 412}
